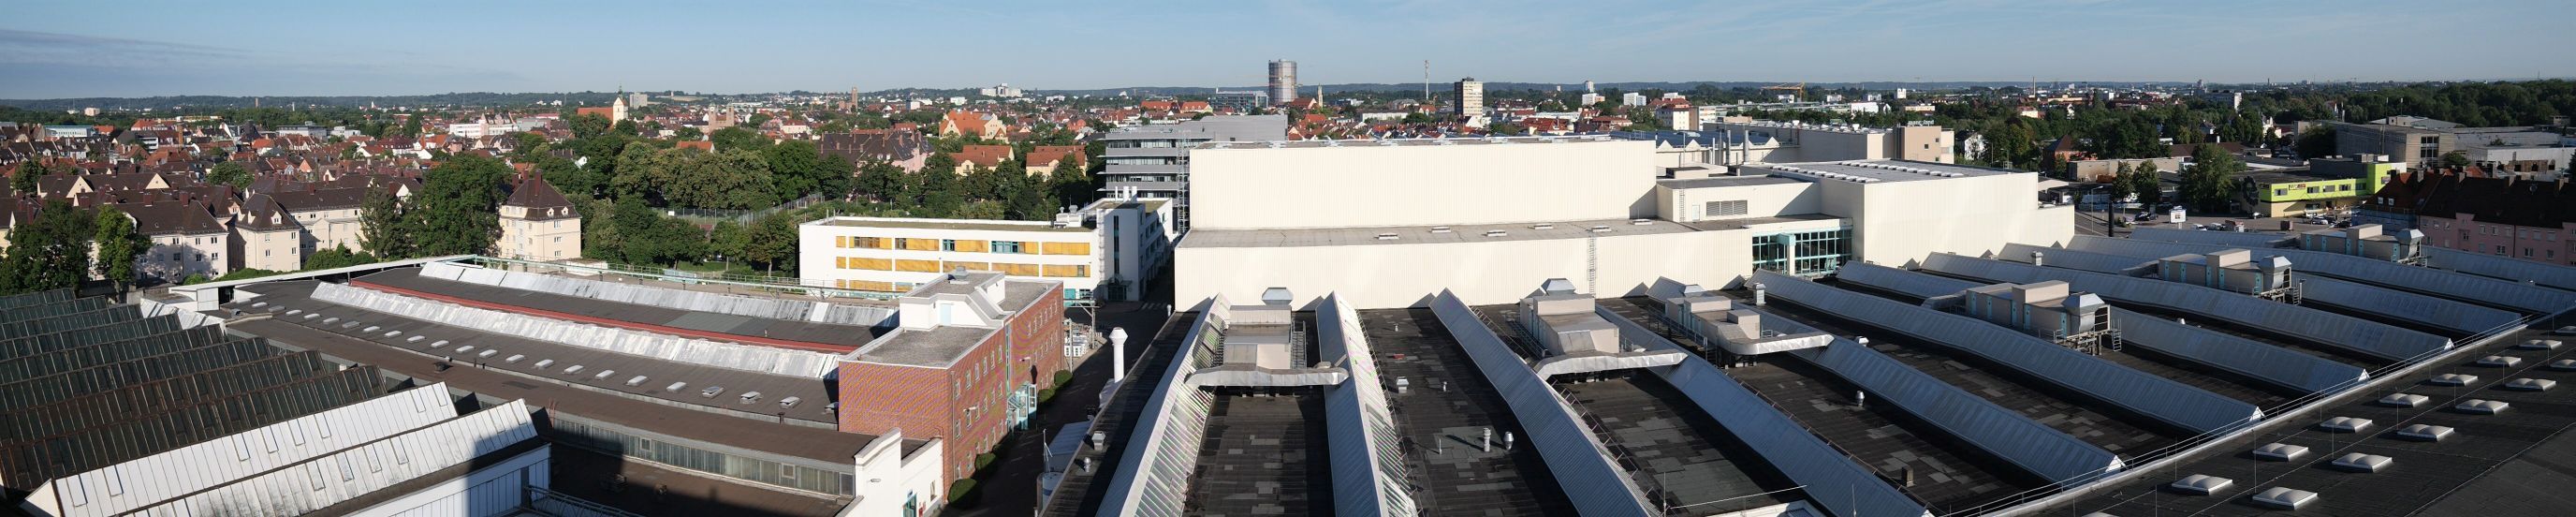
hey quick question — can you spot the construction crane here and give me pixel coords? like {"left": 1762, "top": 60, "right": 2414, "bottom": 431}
{"left": 1763, "top": 82, "right": 1807, "bottom": 102}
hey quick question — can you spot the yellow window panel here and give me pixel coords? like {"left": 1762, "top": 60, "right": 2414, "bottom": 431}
{"left": 944, "top": 260, "right": 990, "bottom": 272}
{"left": 994, "top": 262, "right": 1041, "bottom": 276}
{"left": 953, "top": 240, "right": 989, "bottom": 253}
{"left": 896, "top": 258, "right": 943, "bottom": 273}
{"left": 1041, "top": 242, "right": 1092, "bottom": 255}
{"left": 850, "top": 258, "right": 892, "bottom": 271}
{"left": 1042, "top": 264, "right": 1087, "bottom": 277}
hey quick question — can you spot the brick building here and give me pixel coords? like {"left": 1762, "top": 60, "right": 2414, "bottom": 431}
{"left": 837, "top": 270, "right": 1068, "bottom": 480}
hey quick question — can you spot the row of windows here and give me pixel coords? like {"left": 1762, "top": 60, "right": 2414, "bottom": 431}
{"left": 550, "top": 417, "right": 855, "bottom": 496}
{"left": 2274, "top": 184, "right": 2355, "bottom": 197}
{"left": 832, "top": 258, "right": 1091, "bottom": 281}
{"left": 832, "top": 236, "right": 1091, "bottom": 256}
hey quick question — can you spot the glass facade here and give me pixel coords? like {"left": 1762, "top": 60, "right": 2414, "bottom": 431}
{"left": 548, "top": 416, "right": 856, "bottom": 496}
{"left": 1751, "top": 228, "right": 1852, "bottom": 276}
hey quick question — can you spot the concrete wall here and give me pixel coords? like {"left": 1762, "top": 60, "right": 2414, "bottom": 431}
{"left": 1176, "top": 229, "right": 1743, "bottom": 309}
{"left": 1658, "top": 181, "right": 1821, "bottom": 223}
{"left": 1186, "top": 140, "right": 1660, "bottom": 229}
{"left": 842, "top": 432, "right": 944, "bottom": 517}
{"left": 1826, "top": 174, "right": 2072, "bottom": 268}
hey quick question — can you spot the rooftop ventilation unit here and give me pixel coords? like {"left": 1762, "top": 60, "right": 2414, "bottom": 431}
{"left": 2430, "top": 373, "right": 2479, "bottom": 386}
{"left": 477, "top": 349, "right": 498, "bottom": 358}
{"left": 405, "top": 335, "right": 423, "bottom": 343}
{"left": 781, "top": 396, "right": 801, "bottom": 408}
{"left": 562, "top": 364, "right": 584, "bottom": 375}
{"left": 1437, "top": 139, "right": 1456, "bottom": 146}
{"left": 2456, "top": 399, "right": 2510, "bottom": 414}
{"left": 1262, "top": 288, "right": 1295, "bottom": 306}
{"left": 1429, "top": 226, "right": 1453, "bottom": 233}
{"left": 453, "top": 346, "right": 476, "bottom": 353}
{"left": 700, "top": 386, "right": 724, "bottom": 398}
{"left": 739, "top": 391, "right": 764, "bottom": 404}
{"left": 505, "top": 354, "right": 524, "bottom": 362}
{"left": 625, "top": 375, "right": 649, "bottom": 386}
{"left": 1531, "top": 224, "right": 1555, "bottom": 230}
{"left": 665, "top": 381, "right": 688, "bottom": 391}
{"left": 2252, "top": 442, "right": 2310, "bottom": 461}
{"left": 1485, "top": 230, "right": 1509, "bottom": 237}
{"left": 1266, "top": 141, "right": 1284, "bottom": 149}
{"left": 1631, "top": 219, "right": 1654, "bottom": 226}
{"left": 1376, "top": 233, "right": 1399, "bottom": 241}
{"left": 534, "top": 360, "right": 555, "bottom": 368}
{"left": 1589, "top": 225, "right": 1613, "bottom": 233}
{"left": 1540, "top": 278, "right": 1579, "bottom": 295}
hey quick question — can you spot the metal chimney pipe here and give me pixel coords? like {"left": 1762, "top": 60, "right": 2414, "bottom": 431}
{"left": 1108, "top": 327, "right": 1130, "bottom": 382}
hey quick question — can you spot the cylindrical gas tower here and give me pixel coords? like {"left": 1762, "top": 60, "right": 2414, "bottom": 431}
{"left": 1267, "top": 60, "right": 1298, "bottom": 104}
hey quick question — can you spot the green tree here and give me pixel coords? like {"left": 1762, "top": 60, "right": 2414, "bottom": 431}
{"left": 2107, "top": 162, "right": 2136, "bottom": 201}
{"left": 207, "top": 161, "right": 252, "bottom": 189}
{"left": 709, "top": 126, "right": 764, "bottom": 153}
{"left": 674, "top": 126, "right": 702, "bottom": 140}
{"left": 855, "top": 160, "right": 909, "bottom": 204}
{"left": 2439, "top": 151, "right": 2471, "bottom": 168}
{"left": 93, "top": 206, "right": 148, "bottom": 292}
{"left": 744, "top": 214, "right": 799, "bottom": 273}
{"left": 410, "top": 155, "right": 511, "bottom": 256}
{"left": 915, "top": 168, "right": 962, "bottom": 217}
{"left": 10, "top": 161, "right": 43, "bottom": 194}
{"left": 569, "top": 113, "right": 612, "bottom": 140}
{"left": 0, "top": 200, "right": 97, "bottom": 293}
{"left": 2291, "top": 126, "right": 2337, "bottom": 159}
{"left": 302, "top": 246, "right": 380, "bottom": 270}
{"left": 1983, "top": 120, "right": 2038, "bottom": 170}
{"left": 765, "top": 140, "right": 850, "bottom": 200}
{"left": 359, "top": 186, "right": 414, "bottom": 258}
{"left": 708, "top": 220, "right": 750, "bottom": 266}
{"left": 2179, "top": 144, "right": 2244, "bottom": 213}
{"left": 2130, "top": 161, "right": 2165, "bottom": 207}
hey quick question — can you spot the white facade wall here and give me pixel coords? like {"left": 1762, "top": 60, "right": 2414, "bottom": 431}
{"left": 1658, "top": 182, "right": 1822, "bottom": 223}
{"left": 799, "top": 218, "right": 1104, "bottom": 297}
{"left": 347, "top": 445, "right": 550, "bottom": 517}
{"left": 239, "top": 228, "right": 304, "bottom": 273}
{"left": 293, "top": 207, "right": 365, "bottom": 254}
{"left": 142, "top": 230, "right": 230, "bottom": 281}
{"left": 1186, "top": 140, "right": 1660, "bottom": 229}
{"left": 1177, "top": 230, "right": 1739, "bottom": 309}
{"left": 495, "top": 207, "right": 581, "bottom": 261}
{"left": 1817, "top": 174, "right": 2075, "bottom": 268}
{"left": 842, "top": 432, "right": 944, "bottom": 517}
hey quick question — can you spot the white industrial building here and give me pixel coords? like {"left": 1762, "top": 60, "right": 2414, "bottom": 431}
{"left": 799, "top": 196, "right": 1176, "bottom": 302}
{"left": 1619, "top": 119, "right": 1956, "bottom": 169}
{"left": 1174, "top": 136, "right": 2071, "bottom": 309}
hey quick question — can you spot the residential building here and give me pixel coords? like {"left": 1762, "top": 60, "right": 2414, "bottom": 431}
{"left": 953, "top": 144, "right": 1017, "bottom": 173}
{"left": 939, "top": 111, "right": 1006, "bottom": 139}
{"left": 121, "top": 200, "right": 233, "bottom": 282}
{"left": 1621, "top": 92, "right": 1647, "bottom": 106}
{"left": 230, "top": 193, "right": 304, "bottom": 273}
{"left": 1024, "top": 145, "right": 1087, "bottom": 176}
{"left": 1453, "top": 78, "right": 1485, "bottom": 116}
{"left": 2377, "top": 172, "right": 2576, "bottom": 265}
{"left": 817, "top": 129, "right": 929, "bottom": 172}
{"left": 1175, "top": 136, "right": 2071, "bottom": 308}
{"left": 2334, "top": 116, "right": 2574, "bottom": 175}
{"left": 799, "top": 196, "right": 1174, "bottom": 301}
{"left": 494, "top": 175, "right": 582, "bottom": 261}
{"left": 268, "top": 187, "right": 369, "bottom": 255}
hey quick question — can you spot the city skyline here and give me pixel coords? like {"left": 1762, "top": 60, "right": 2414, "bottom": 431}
{"left": 5, "top": 0, "right": 2574, "bottom": 99}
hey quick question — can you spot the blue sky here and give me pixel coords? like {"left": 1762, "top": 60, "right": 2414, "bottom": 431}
{"left": 4, "top": 0, "right": 2571, "bottom": 98}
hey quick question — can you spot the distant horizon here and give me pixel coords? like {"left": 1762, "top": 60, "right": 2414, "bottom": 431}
{"left": 5, "top": 0, "right": 2572, "bottom": 99}
{"left": 9, "top": 77, "right": 2575, "bottom": 105}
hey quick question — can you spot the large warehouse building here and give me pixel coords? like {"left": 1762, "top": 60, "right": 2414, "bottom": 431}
{"left": 1174, "top": 136, "right": 2072, "bottom": 309}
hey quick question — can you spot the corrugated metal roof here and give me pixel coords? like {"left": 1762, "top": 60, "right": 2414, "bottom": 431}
{"left": 2422, "top": 245, "right": 2576, "bottom": 291}
{"left": 1430, "top": 291, "right": 1657, "bottom": 517}
{"left": 1785, "top": 339, "right": 2121, "bottom": 484}
{"left": 1756, "top": 271, "right": 2264, "bottom": 435}
{"left": 2068, "top": 236, "right": 2576, "bottom": 314}
{"left": 1317, "top": 295, "right": 1418, "bottom": 517}
{"left": 1922, "top": 254, "right": 2453, "bottom": 362}
{"left": 2108, "top": 307, "right": 2368, "bottom": 394}
{"left": 1597, "top": 312, "right": 1933, "bottom": 517}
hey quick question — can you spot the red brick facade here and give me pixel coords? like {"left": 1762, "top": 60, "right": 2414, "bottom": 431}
{"left": 836, "top": 288, "right": 1066, "bottom": 482}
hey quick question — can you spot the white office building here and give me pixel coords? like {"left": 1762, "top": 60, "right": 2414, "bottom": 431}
{"left": 799, "top": 196, "right": 1177, "bottom": 302}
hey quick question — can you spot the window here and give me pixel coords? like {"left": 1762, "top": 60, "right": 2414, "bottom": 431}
{"left": 941, "top": 239, "right": 959, "bottom": 251}
{"left": 991, "top": 241, "right": 1023, "bottom": 254}
{"left": 893, "top": 238, "right": 912, "bottom": 250}
{"left": 2496, "top": 245, "right": 2508, "bottom": 255}
{"left": 2274, "top": 189, "right": 2288, "bottom": 197}
{"left": 857, "top": 237, "right": 885, "bottom": 248}
{"left": 1705, "top": 199, "right": 1749, "bottom": 217}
